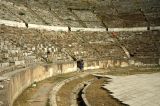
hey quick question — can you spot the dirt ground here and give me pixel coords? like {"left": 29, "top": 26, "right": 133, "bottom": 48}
{"left": 13, "top": 69, "right": 104, "bottom": 106}
{"left": 85, "top": 67, "right": 160, "bottom": 106}
{"left": 56, "top": 74, "right": 95, "bottom": 106}
{"left": 105, "top": 67, "right": 160, "bottom": 76}
{"left": 13, "top": 72, "right": 79, "bottom": 106}
{"left": 86, "top": 78, "right": 126, "bottom": 106}
{"left": 13, "top": 68, "right": 160, "bottom": 106}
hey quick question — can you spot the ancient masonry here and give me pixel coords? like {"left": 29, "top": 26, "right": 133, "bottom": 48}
{"left": 0, "top": 0, "right": 160, "bottom": 106}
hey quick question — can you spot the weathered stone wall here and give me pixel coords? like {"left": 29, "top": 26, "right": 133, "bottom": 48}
{"left": 1, "top": 55, "right": 158, "bottom": 106}
{"left": 0, "top": 0, "right": 160, "bottom": 105}
{"left": 1, "top": 62, "right": 77, "bottom": 106}
{"left": 1, "top": 24, "right": 159, "bottom": 75}
{"left": 0, "top": 59, "right": 131, "bottom": 106}
{"left": 1, "top": 19, "right": 160, "bottom": 32}
{"left": 7, "top": 65, "right": 47, "bottom": 106}
{"left": 1, "top": 0, "right": 160, "bottom": 27}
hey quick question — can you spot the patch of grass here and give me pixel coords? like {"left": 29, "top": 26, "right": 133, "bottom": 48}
{"left": 56, "top": 75, "right": 94, "bottom": 106}
{"left": 86, "top": 78, "right": 126, "bottom": 106}
{"left": 13, "top": 72, "right": 78, "bottom": 106}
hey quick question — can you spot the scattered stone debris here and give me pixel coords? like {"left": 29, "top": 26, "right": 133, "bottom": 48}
{"left": 32, "top": 82, "right": 37, "bottom": 87}
{"left": 0, "top": 77, "right": 10, "bottom": 83}
{"left": 0, "top": 77, "right": 6, "bottom": 82}
{"left": 0, "top": 84, "right": 4, "bottom": 90}
{"left": 0, "top": 101, "right": 4, "bottom": 106}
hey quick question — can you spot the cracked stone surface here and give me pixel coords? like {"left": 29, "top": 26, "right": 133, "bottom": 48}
{"left": 103, "top": 72, "right": 160, "bottom": 106}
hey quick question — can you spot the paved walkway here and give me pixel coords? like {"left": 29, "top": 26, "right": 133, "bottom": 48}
{"left": 26, "top": 83, "right": 53, "bottom": 106}
{"left": 103, "top": 73, "right": 160, "bottom": 106}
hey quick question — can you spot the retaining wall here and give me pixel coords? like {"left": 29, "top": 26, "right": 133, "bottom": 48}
{"left": 71, "top": 27, "right": 106, "bottom": 32}
{"left": 108, "top": 27, "right": 148, "bottom": 32}
{"left": 28, "top": 24, "right": 68, "bottom": 32}
{"left": 1, "top": 62, "right": 77, "bottom": 106}
{"left": 0, "top": 20, "right": 26, "bottom": 28}
{"left": 0, "top": 58, "right": 156, "bottom": 106}
{"left": 1, "top": 19, "right": 160, "bottom": 32}
{"left": 0, "top": 60, "right": 97, "bottom": 106}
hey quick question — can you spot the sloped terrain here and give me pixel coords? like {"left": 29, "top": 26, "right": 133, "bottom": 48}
{"left": 0, "top": 0, "right": 160, "bottom": 27}
{"left": 0, "top": 0, "right": 160, "bottom": 106}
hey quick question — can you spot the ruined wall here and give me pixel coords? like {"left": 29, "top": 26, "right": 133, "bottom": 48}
{"left": 1, "top": 0, "right": 160, "bottom": 28}
{"left": 0, "top": 59, "right": 131, "bottom": 106}
{"left": 1, "top": 53, "right": 158, "bottom": 106}
{"left": 1, "top": 24, "right": 159, "bottom": 75}
{"left": 0, "top": 0, "right": 160, "bottom": 105}
{"left": 1, "top": 62, "right": 77, "bottom": 106}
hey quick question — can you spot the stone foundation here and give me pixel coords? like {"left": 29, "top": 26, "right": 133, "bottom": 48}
{"left": 1, "top": 62, "right": 76, "bottom": 106}
{"left": 0, "top": 58, "right": 159, "bottom": 106}
{"left": 0, "top": 60, "right": 98, "bottom": 106}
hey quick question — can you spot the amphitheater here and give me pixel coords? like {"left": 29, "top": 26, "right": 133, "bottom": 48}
{"left": 0, "top": 0, "right": 160, "bottom": 106}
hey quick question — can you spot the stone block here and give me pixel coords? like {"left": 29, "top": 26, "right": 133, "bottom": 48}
{"left": 28, "top": 24, "right": 68, "bottom": 32}
{"left": 0, "top": 101, "right": 4, "bottom": 106}
{"left": 108, "top": 27, "right": 148, "bottom": 32}
{"left": 134, "top": 62, "right": 143, "bottom": 66}
{"left": 71, "top": 27, "right": 106, "bottom": 32}
{"left": 0, "top": 19, "right": 26, "bottom": 28}
{"left": 0, "top": 84, "right": 4, "bottom": 90}
{"left": 1, "top": 62, "right": 9, "bottom": 68}
{"left": 121, "top": 62, "right": 129, "bottom": 67}
{"left": 13, "top": 57, "right": 18, "bottom": 61}
{"left": 15, "top": 60, "right": 25, "bottom": 65}
{"left": 129, "top": 60, "right": 135, "bottom": 65}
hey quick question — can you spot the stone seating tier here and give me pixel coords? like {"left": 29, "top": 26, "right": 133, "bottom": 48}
{"left": 0, "top": 0, "right": 160, "bottom": 28}
{"left": 0, "top": 25, "right": 160, "bottom": 68}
